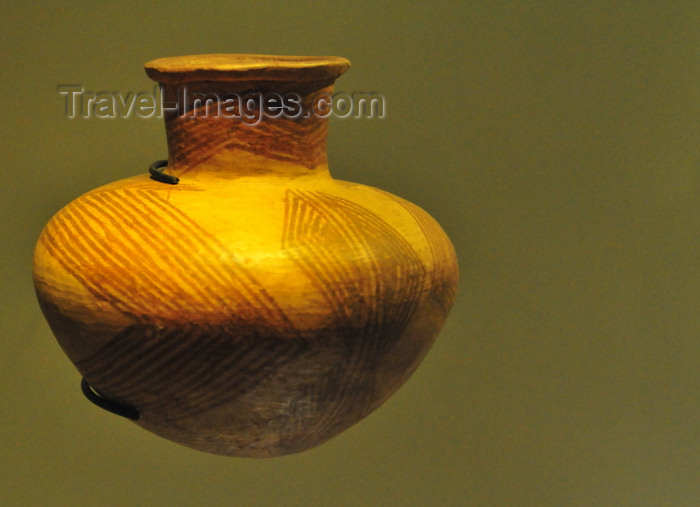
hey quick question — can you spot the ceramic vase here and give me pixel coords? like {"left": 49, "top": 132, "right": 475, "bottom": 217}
{"left": 33, "top": 54, "right": 459, "bottom": 457}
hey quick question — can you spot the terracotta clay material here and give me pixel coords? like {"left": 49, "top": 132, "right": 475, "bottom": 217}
{"left": 33, "top": 54, "right": 459, "bottom": 457}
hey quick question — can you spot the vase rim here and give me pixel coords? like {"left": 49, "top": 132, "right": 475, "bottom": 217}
{"left": 145, "top": 54, "right": 351, "bottom": 84}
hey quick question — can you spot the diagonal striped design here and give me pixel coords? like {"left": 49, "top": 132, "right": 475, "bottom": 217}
{"left": 42, "top": 188, "right": 305, "bottom": 417}
{"left": 282, "top": 189, "right": 427, "bottom": 436}
{"left": 392, "top": 198, "right": 459, "bottom": 313}
{"left": 76, "top": 323, "right": 308, "bottom": 418}
{"left": 165, "top": 104, "right": 328, "bottom": 173}
{"left": 42, "top": 189, "right": 296, "bottom": 330}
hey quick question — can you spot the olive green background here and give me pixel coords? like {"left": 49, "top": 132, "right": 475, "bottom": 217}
{"left": 1, "top": 1, "right": 698, "bottom": 505}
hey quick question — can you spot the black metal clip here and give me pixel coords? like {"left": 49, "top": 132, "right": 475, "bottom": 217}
{"left": 149, "top": 160, "right": 179, "bottom": 185}
{"left": 81, "top": 378, "right": 140, "bottom": 421}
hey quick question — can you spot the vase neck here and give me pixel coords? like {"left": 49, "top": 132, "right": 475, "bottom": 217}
{"left": 145, "top": 55, "right": 350, "bottom": 179}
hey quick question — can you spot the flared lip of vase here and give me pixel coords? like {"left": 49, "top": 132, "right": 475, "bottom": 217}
{"left": 145, "top": 54, "right": 351, "bottom": 84}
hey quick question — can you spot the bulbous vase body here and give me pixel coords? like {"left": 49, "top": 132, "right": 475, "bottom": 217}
{"left": 33, "top": 55, "right": 458, "bottom": 457}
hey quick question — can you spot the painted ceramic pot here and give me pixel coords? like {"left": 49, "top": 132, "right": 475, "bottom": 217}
{"left": 33, "top": 55, "right": 458, "bottom": 457}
